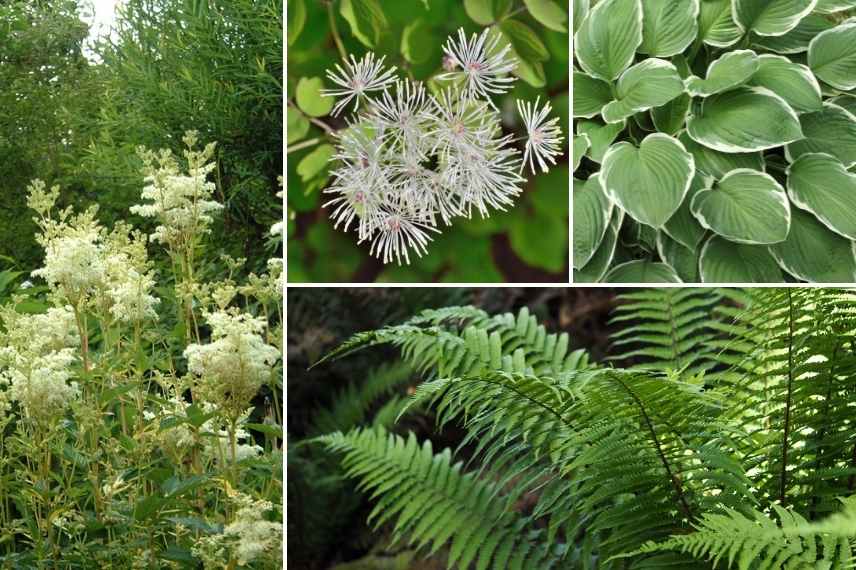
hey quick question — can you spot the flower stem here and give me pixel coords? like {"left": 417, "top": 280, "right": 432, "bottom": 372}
{"left": 287, "top": 137, "right": 323, "bottom": 154}
{"left": 327, "top": 1, "right": 348, "bottom": 61}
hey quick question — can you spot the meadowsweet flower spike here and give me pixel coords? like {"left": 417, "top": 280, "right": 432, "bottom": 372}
{"left": 517, "top": 97, "right": 564, "bottom": 174}
{"left": 321, "top": 27, "right": 562, "bottom": 265}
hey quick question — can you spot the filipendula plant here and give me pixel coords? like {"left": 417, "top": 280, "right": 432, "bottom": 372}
{"left": 0, "top": 133, "right": 282, "bottom": 568}
{"left": 319, "top": 27, "right": 564, "bottom": 265}
{"left": 572, "top": 0, "right": 856, "bottom": 283}
{"left": 313, "top": 289, "right": 856, "bottom": 569}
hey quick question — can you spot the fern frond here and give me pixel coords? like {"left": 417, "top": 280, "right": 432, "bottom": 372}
{"left": 632, "top": 496, "right": 856, "bottom": 569}
{"left": 315, "top": 427, "right": 561, "bottom": 570}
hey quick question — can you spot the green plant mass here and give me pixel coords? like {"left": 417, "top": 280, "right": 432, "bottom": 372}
{"left": 572, "top": 0, "right": 856, "bottom": 283}
{"left": 308, "top": 287, "right": 856, "bottom": 568}
{"left": 287, "top": 0, "right": 570, "bottom": 283}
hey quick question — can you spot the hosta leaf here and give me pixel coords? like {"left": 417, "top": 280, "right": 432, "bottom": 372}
{"left": 699, "top": 236, "right": 783, "bottom": 282}
{"left": 733, "top": 0, "right": 817, "bottom": 37}
{"left": 574, "top": 0, "right": 642, "bottom": 81}
{"left": 831, "top": 94, "right": 856, "bottom": 117}
{"left": 602, "top": 59, "right": 685, "bottom": 124}
{"left": 769, "top": 208, "right": 856, "bottom": 282}
{"left": 678, "top": 132, "right": 765, "bottom": 179}
{"left": 639, "top": 0, "right": 700, "bottom": 57}
{"left": 657, "top": 233, "right": 700, "bottom": 282}
{"left": 573, "top": 209, "right": 623, "bottom": 282}
{"left": 663, "top": 173, "right": 710, "bottom": 251}
{"left": 523, "top": 0, "right": 568, "bottom": 33}
{"left": 604, "top": 260, "right": 683, "bottom": 283}
{"left": 785, "top": 103, "right": 856, "bottom": 168}
{"left": 686, "top": 86, "right": 803, "bottom": 153}
{"left": 699, "top": 0, "right": 743, "bottom": 47}
{"left": 814, "top": 0, "right": 856, "bottom": 12}
{"left": 573, "top": 0, "right": 589, "bottom": 33}
{"left": 572, "top": 134, "right": 590, "bottom": 171}
{"left": 686, "top": 50, "right": 760, "bottom": 97}
{"left": 808, "top": 22, "right": 856, "bottom": 91}
{"left": 573, "top": 71, "right": 613, "bottom": 118}
{"left": 601, "top": 133, "right": 694, "bottom": 228}
{"left": 651, "top": 93, "right": 691, "bottom": 136}
{"left": 577, "top": 120, "right": 626, "bottom": 163}
{"left": 690, "top": 168, "right": 791, "bottom": 244}
{"left": 747, "top": 55, "right": 822, "bottom": 113}
{"left": 751, "top": 13, "right": 834, "bottom": 54}
{"left": 573, "top": 176, "right": 613, "bottom": 269}
{"left": 787, "top": 152, "right": 856, "bottom": 240}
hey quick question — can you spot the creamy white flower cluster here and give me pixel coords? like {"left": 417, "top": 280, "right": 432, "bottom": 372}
{"left": 27, "top": 181, "right": 160, "bottom": 322}
{"left": 184, "top": 310, "right": 279, "bottom": 418}
{"left": 130, "top": 131, "right": 223, "bottom": 250}
{"left": 0, "top": 305, "right": 80, "bottom": 425}
{"left": 320, "top": 28, "right": 564, "bottom": 264}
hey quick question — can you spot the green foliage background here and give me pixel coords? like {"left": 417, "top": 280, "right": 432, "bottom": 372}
{"left": 286, "top": 0, "right": 570, "bottom": 283}
{"left": 0, "top": 0, "right": 283, "bottom": 275}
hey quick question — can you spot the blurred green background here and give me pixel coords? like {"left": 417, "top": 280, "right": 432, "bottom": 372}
{"left": 286, "top": 0, "right": 570, "bottom": 283}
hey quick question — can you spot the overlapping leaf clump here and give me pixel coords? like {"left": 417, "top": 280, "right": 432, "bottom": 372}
{"left": 573, "top": 0, "right": 856, "bottom": 283}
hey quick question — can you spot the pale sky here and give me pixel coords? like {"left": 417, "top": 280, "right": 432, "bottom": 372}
{"left": 86, "top": 0, "right": 120, "bottom": 40}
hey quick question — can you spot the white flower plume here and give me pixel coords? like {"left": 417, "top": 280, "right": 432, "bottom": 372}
{"left": 321, "top": 53, "right": 397, "bottom": 116}
{"left": 517, "top": 97, "right": 564, "bottom": 175}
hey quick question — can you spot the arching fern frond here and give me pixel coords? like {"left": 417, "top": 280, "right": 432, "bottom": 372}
{"left": 315, "top": 427, "right": 562, "bottom": 570}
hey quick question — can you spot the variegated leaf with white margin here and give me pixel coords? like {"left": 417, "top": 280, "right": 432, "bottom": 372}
{"left": 573, "top": 71, "right": 612, "bottom": 118}
{"left": 572, "top": 0, "right": 588, "bottom": 33}
{"left": 809, "top": 22, "right": 856, "bottom": 91}
{"left": 769, "top": 208, "right": 856, "bottom": 282}
{"left": 639, "top": 0, "right": 699, "bottom": 57}
{"left": 690, "top": 168, "right": 791, "bottom": 244}
{"left": 657, "top": 233, "right": 700, "bottom": 282}
{"left": 686, "top": 86, "right": 803, "bottom": 153}
{"left": 677, "top": 132, "right": 765, "bottom": 179}
{"left": 733, "top": 0, "right": 817, "bottom": 37}
{"left": 573, "top": 208, "right": 623, "bottom": 282}
{"left": 698, "top": 0, "right": 743, "bottom": 47}
{"left": 787, "top": 152, "right": 856, "bottom": 240}
{"left": 751, "top": 13, "right": 835, "bottom": 54}
{"left": 785, "top": 102, "right": 856, "bottom": 168}
{"left": 577, "top": 120, "right": 626, "bottom": 163}
{"left": 663, "top": 172, "right": 711, "bottom": 251}
{"left": 814, "top": 0, "right": 856, "bottom": 12}
{"left": 605, "top": 260, "right": 683, "bottom": 283}
{"left": 601, "top": 133, "right": 694, "bottom": 228}
{"left": 573, "top": 175, "right": 613, "bottom": 269}
{"left": 747, "top": 55, "right": 822, "bottom": 113}
{"left": 685, "top": 50, "right": 759, "bottom": 97}
{"left": 574, "top": 0, "right": 642, "bottom": 81}
{"left": 699, "top": 236, "right": 783, "bottom": 282}
{"left": 572, "top": 134, "right": 590, "bottom": 171}
{"left": 601, "top": 59, "right": 684, "bottom": 124}
{"left": 831, "top": 94, "right": 856, "bottom": 117}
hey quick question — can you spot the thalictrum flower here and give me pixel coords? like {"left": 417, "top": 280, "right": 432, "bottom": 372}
{"left": 517, "top": 97, "right": 564, "bottom": 174}
{"left": 438, "top": 28, "right": 516, "bottom": 105}
{"left": 322, "top": 53, "right": 397, "bottom": 116}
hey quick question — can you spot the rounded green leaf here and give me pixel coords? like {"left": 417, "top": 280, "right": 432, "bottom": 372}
{"left": 809, "top": 22, "right": 856, "bottom": 91}
{"left": 287, "top": 0, "right": 306, "bottom": 47}
{"left": 733, "top": 0, "right": 817, "bottom": 37}
{"left": 601, "top": 133, "right": 694, "bottom": 228}
{"left": 651, "top": 93, "right": 691, "bottom": 136}
{"left": 699, "top": 0, "right": 743, "bottom": 47}
{"left": 657, "top": 233, "right": 700, "bottom": 282}
{"left": 573, "top": 176, "right": 613, "bottom": 269}
{"left": 296, "top": 77, "right": 334, "bottom": 118}
{"left": 572, "top": 135, "right": 590, "bottom": 172}
{"left": 463, "top": 0, "right": 493, "bottom": 25}
{"left": 747, "top": 55, "right": 822, "bottom": 114}
{"left": 605, "top": 260, "right": 683, "bottom": 283}
{"left": 601, "top": 59, "right": 684, "bottom": 124}
{"left": 402, "top": 21, "right": 434, "bottom": 64}
{"left": 573, "top": 71, "right": 613, "bottom": 118}
{"left": 686, "top": 86, "right": 803, "bottom": 153}
{"left": 785, "top": 103, "right": 856, "bottom": 168}
{"left": 751, "top": 13, "right": 834, "bottom": 54}
{"left": 787, "top": 152, "right": 856, "bottom": 240}
{"left": 677, "top": 132, "right": 765, "bottom": 179}
{"left": 287, "top": 107, "right": 310, "bottom": 145}
{"left": 685, "top": 50, "right": 760, "bottom": 97}
{"left": 500, "top": 19, "right": 549, "bottom": 63}
{"left": 573, "top": 209, "right": 623, "bottom": 282}
{"left": 577, "top": 120, "right": 626, "bottom": 164}
{"left": 690, "top": 168, "right": 790, "bottom": 244}
{"left": 663, "top": 173, "right": 710, "bottom": 251}
{"left": 639, "top": 0, "right": 699, "bottom": 57}
{"left": 699, "top": 236, "right": 783, "bottom": 282}
{"left": 574, "top": 0, "right": 643, "bottom": 81}
{"left": 768, "top": 208, "right": 856, "bottom": 282}
{"left": 523, "top": 0, "right": 568, "bottom": 32}
{"left": 297, "top": 144, "right": 334, "bottom": 182}
{"left": 509, "top": 212, "right": 567, "bottom": 273}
